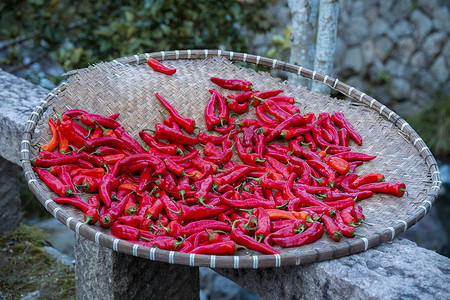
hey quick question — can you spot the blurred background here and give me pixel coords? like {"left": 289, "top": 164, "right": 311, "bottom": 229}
{"left": 1, "top": 0, "right": 448, "bottom": 299}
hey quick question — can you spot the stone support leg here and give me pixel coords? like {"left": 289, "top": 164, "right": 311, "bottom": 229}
{"left": 0, "top": 157, "right": 21, "bottom": 234}
{"left": 74, "top": 234, "right": 200, "bottom": 300}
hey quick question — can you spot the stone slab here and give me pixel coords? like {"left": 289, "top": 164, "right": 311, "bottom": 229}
{"left": 214, "top": 238, "right": 450, "bottom": 300}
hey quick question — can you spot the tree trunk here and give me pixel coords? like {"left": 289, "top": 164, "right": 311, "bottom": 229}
{"left": 288, "top": 0, "right": 319, "bottom": 89}
{"left": 311, "top": 0, "right": 340, "bottom": 95}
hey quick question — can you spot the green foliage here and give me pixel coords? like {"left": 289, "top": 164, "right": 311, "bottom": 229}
{"left": 0, "top": 224, "right": 75, "bottom": 299}
{"left": 266, "top": 25, "right": 292, "bottom": 60}
{"left": 1, "top": 0, "right": 276, "bottom": 74}
{"left": 404, "top": 93, "right": 450, "bottom": 159}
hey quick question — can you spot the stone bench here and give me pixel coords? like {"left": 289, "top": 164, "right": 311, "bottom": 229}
{"left": 1, "top": 68, "right": 449, "bottom": 299}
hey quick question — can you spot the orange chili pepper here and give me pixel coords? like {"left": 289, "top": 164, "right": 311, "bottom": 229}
{"left": 266, "top": 209, "right": 296, "bottom": 220}
{"left": 290, "top": 211, "right": 309, "bottom": 221}
{"left": 41, "top": 118, "right": 59, "bottom": 152}
{"left": 58, "top": 131, "right": 69, "bottom": 153}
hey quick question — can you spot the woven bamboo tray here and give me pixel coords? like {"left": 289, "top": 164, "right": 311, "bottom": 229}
{"left": 21, "top": 50, "right": 441, "bottom": 268}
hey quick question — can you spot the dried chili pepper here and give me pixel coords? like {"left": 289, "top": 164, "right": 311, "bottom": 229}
{"left": 331, "top": 112, "right": 362, "bottom": 146}
{"left": 53, "top": 197, "right": 98, "bottom": 224}
{"left": 271, "top": 221, "right": 324, "bottom": 248}
{"left": 155, "top": 93, "right": 196, "bottom": 133}
{"left": 321, "top": 214, "right": 342, "bottom": 241}
{"left": 261, "top": 98, "right": 293, "bottom": 122}
{"left": 79, "top": 112, "right": 121, "bottom": 129}
{"left": 356, "top": 181, "right": 406, "bottom": 197}
{"left": 147, "top": 58, "right": 176, "bottom": 75}
{"left": 210, "top": 77, "right": 253, "bottom": 91}
{"left": 34, "top": 168, "right": 77, "bottom": 197}
{"left": 151, "top": 123, "right": 198, "bottom": 146}
{"left": 41, "top": 118, "right": 59, "bottom": 152}
{"left": 349, "top": 173, "right": 385, "bottom": 189}
{"left": 327, "top": 156, "right": 350, "bottom": 175}
{"left": 230, "top": 228, "right": 280, "bottom": 254}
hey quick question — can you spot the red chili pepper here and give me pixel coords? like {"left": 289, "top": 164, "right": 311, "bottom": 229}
{"left": 79, "top": 112, "right": 121, "bottom": 129}
{"left": 349, "top": 173, "right": 385, "bottom": 189}
{"left": 295, "top": 188, "right": 330, "bottom": 208}
{"left": 227, "top": 97, "right": 249, "bottom": 114}
{"left": 176, "top": 220, "right": 232, "bottom": 237}
{"left": 193, "top": 175, "right": 214, "bottom": 207}
{"left": 34, "top": 168, "right": 77, "bottom": 197}
{"left": 255, "top": 105, "right": 280, "bottom": 125}
{"left": 62, "top": 109, "right": 88, "bottom": 118}
{"left": 233, "top": 135, "right": 265, "bottom": 166}
{"left": 139, "top": 131, "right": 183, "bottom": 155}
{"left": 230, "top": 228, "right": 280, "bottom": 254}
{"left": 264, "top": 95, "right": 297, "bottom": 104}
{"left": 249, "top": 89, "right": 283, "bottom": 106}
{"left": 331, "top": 112, "right": 362, "bottom": 146}
{"left": 209, "top": 89, "right": 229, "bottom": 126}
{"left": 326, "top": 151, "right": 377, "bottom": 162}
{"left": 264, "top": 113, "right": 310, "bottom": 144}
{"left": 147, "top": 58, "right": 176, "bottom": 75}
{"left": 100, "top": 193, "right": 134, "bottom": 227}
{"left": 190, "top": 240, "right": 237, "bottom": 255}
{"left": 53, "top": 197, "right": 98, "bottom": 224}
{"left": 321, "top": 214, "right": 342, "bottom": 241}
{"left": 219, "top": 196, "right": 275, "bottom": 209}
{"left": 146, "top": 198, "right": 164, "bottom": 219}
{"left": 327, "top": 156, "right": 350, "bottom": 175}
{"left": 213, "top": 117, "right": 236, "bottom": 135}
{"left": 264, "top": 155, "right": 290, "bottom": 180}
{"left": 198, "top": 131, "right": 236, "bottom": 145}
{"left": 271, "top": 221, "right": 324, "bottom": 248}
{"left": 179, "top": 204, "right": 230, "bottom": 221}
{"left": 319, "top": 113, "right": 340, "bottom": 145}
{"left": 234, "top": 118, "right": 271, "bottom": 128}
{"left": 340, "top": 206, "right": 358, "bottom": 227}
{"left": 265, "top": 219, "right": 306, "bottom": 246}
{"left": 333, "top": 211, "right": 363, "bottom": 238}
{"left": 339, "top": 128, "right": 349, "bottom": 147}
{"left": 151, "top": 123, "right": 198, "bottom": 146}
{"left": 306, "top": 159, "right": 336, "bottom": 187}
{"left": 324, "top": 190, "right": 373, "bottom": 201}
{"left": 213, "top": 166, "right": 251, "bottom": 186}
{"left": 204, "top": 91, "right": 221, "bottom": 130}
{"left": 73, "top": 174, "right": 101, "bottom": 193}
{"left": 326, "top": 197, "right": 355, "bottom": 210}
{"left": 226, "top": 91, "right": 253, "bottom": 103}
{"left": 254, "top": 207, "right": 271, "bottom": 242}
{"left": 113, "top": 126, "right": 147, "bottom": 154}
{"left": 356, "top": 181, "right": 406, "bottom": 197}
{"left": 210, "top": 77, "right": 253, "bottom": 91}
{"left": 56, "top": 120, "right": 87, "bottom": 148}
{"left": 155, "top": 93, "right": 196, "bottom": 133}
{"left": 262, "top": 99, "right": 293, "bottom": 122}
{"left": 340, "top": 173, "right": 359, "bottom": 193}
{"left": 351, "top": 205, "right": 366, "bottom": 225}
{"left": 124, "top": 197, "right": 138, "bottom": 216}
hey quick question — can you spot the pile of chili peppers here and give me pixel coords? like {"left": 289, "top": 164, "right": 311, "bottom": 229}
{"left": 31, "top": 75, "right": 407, "bottom": 256}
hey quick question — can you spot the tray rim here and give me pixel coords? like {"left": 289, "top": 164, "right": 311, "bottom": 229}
{"left": 20, "top": 49, "right": 442, "bottom": 268}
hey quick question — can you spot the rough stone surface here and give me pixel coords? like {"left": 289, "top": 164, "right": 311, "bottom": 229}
{"left": 423, "top": 32, "right": 447, "bottom": 59}
{"left": 389, "top": 78, "right": 411, "bottom": 100}
{"left": 214, "top": 238, "right": 450, "bottom": 300}
{"left": 411, "top": 9, "right": 434, "bottom": 42}
{"left": 374, "top": 37, "right": 394, "bottom": 62}
{"left": 334, "top": 0, "right": 450, "bottom": 116}
{"left": 74, "top": 235, "right": 200, "bottom": 300}
{"left": 342, "top": 47, "right": 364, "bottom": 75}
{"left": 0, "top": 157, "right": 21, "bottom": 234}
{"left": 430, "top": 55, "right": 450, "bottom": 84}
{"left": 0, "top": 68, "right": 48, "bottom": 164}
